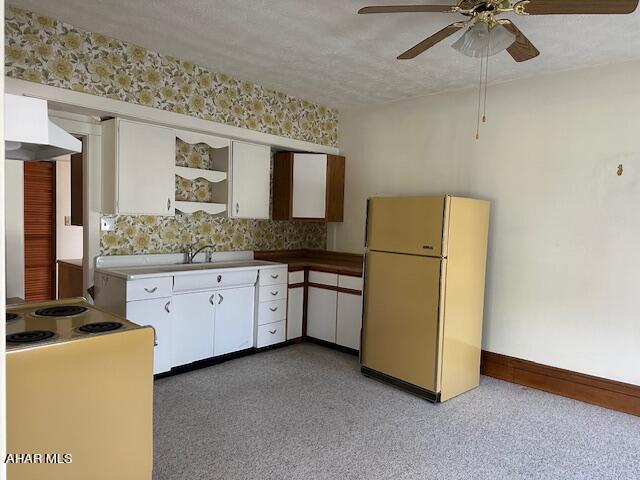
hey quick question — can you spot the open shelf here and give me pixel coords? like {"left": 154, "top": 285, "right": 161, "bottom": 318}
{"left": 175, "top": 166, "right": 227, "bottom": 183}
{"left": 175, "top": 201, "right": 227, "bottom": 215}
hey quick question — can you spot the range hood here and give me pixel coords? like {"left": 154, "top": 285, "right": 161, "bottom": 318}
{"left": 5, "top": 94, "right": 82, "bottom": 160}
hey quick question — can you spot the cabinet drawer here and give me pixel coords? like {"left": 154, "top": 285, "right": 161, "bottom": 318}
{"left": 259, "top": 267, "right": 288, "bottom": 286}
{"left": 308, "top": 271, "right": 338, "bottom": 287}
{"left": 126, "top": 277, "right": 173, "bottom": 302}
{"left": 257, "top": 320, "right": 286, "bottom": 347}
{"left": 173, "top": 269, "right": 257, "bottom": 293}
{"left": 259, "top": 284, "right": 287, "bottom": 302}
{"left": 338, "top": 275, "right": 363, "bottom": 291}
{"left": 258, "top": 300, "right": 287, "bottom": 325}
{"left": 288, "top": 270, "right": 304, "bottom": 284}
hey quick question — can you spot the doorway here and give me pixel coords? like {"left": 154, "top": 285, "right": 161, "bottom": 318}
{"left": 4, "top": 138, "right": 85, "bottom": 303}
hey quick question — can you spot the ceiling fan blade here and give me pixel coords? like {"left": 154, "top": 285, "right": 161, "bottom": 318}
{"left": 502, "top": 21, "right": 540, "bottom": 62}
{"left": 358, "top": 5, "right": 456, "bottom": 14}
{"left": 398, "top": 23, "right": 464, "bottom": 59}
{"left": 520, "top": 0, "right": 638, "bottom": 15}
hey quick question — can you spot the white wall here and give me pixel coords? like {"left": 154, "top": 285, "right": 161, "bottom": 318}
{"left": 56, "top": 157, "right": 83, "bottom": 260}
{"left": 332, "top": 60, "right": 640, "bottom": 386}
{"left": 4, "top": 160, "right": 24, "bottom": 300}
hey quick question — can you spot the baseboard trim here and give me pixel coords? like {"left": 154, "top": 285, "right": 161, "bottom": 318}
{"left": 481, "top": 351, "right": 640, "bottom": 416}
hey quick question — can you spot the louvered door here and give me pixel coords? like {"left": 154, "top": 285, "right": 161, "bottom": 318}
{"left": 24, "top": 161, "right": 56, "bottom": 301}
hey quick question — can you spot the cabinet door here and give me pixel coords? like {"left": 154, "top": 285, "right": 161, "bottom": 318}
{"left": 126, "top": 297, "right": 173, "bottom": 374}
{"left": 306, "top": 286, "right": 337, "bottom": 342}
{"left": 292, "top": 154, "right": 327, "bottom": 219}
{"left": 336, "top": 292, "right": 363, "bottom": 350}
{"left": 172, "top": 291, "right": 215, "bottom": 366}
{"left": 230, "top": 141, "right": 270, "bottom": 219}
{"left": 214, "top": 286, "right": 255, "bottom": 356}
{"left": 117, "top": 119, "right": 175, "bottom": 215}
{"left": 287, "top": 287, "right": 304, "bottom": 340}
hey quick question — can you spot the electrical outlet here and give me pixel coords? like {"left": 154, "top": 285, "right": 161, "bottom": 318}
{"left": 100, "top": 217, "right": 116, "bottom": 232}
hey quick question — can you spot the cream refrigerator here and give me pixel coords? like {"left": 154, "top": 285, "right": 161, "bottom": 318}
{"left": 361, "top": 196, "right": 490, "bottom": 402}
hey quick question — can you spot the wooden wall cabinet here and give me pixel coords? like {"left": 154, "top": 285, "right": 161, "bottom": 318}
{"left": 272, "top": 152, "right": 345, "bottom": 222}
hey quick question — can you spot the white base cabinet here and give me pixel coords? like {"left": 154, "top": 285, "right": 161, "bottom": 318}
{"left": 214, "top": 286, "right": 255, "bottom": 356}
{"left": 172, "top": 291, "right": 215, "bottom": 366}
{"left": 286, "top": 287, "right": 304, "bottom": 340}
{"left": 305, "top": 271, "right": 363, "bottom": 350}
{"left": 307, "top": 286, "right": 337, "bottom": 343}
{"left": 336, "top": 292, "right": 362, "bottom": 350}
{"left": 256, "top": 266, "right": 288, "bottom": 347}
{"left": 125, "top": 297, "right": 173, "bottom": 374}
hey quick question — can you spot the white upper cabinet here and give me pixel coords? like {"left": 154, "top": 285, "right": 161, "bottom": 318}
{"left": 102, "top": 118, "right": 175, "bottom": 216}
{"left": 292, "top": 154, "right": 327, "bottom": 219}
{"left": 230, "top": 141, "right": 271, "bottom": 219}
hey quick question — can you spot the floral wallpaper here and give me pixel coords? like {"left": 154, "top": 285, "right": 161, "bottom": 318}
{"left": 100, "top": 213, "right": 326, "bottom": 256}
{"left": 6, "top": 6, "right": 331, "bottom": 256}
{"left": 4, "top": 6, "right": 338, "bottom": 147}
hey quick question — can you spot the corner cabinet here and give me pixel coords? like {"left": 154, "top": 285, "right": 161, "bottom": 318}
{"left": 272, "top": 152, "right": 345, "bottom": 222}
{"left": 102, "top": 118, "right": 175, "bottom": 216}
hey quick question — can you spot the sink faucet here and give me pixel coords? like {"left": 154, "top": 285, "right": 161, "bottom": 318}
{"left": 185, "top": 244, "right": 216, "bottom": 264}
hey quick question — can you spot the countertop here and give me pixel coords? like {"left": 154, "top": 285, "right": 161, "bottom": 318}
{"left": 57, "top": 258, "right": 83, "bottom": 268}
{"left": 255, "top": 249, "right": 364, "bottom": 276}
{"left": 96, "top": 259, "right": 284, "bottom": 280}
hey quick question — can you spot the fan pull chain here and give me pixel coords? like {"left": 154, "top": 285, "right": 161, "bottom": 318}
{"left": 483, "top": 47, "right": 489, "bottom": 123}
{"left": 476, "top": 49, "right": 485, "bottom": 140}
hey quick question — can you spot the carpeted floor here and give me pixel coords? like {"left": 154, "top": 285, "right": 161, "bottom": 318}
{"left": 153, "top": 343, "right": 640, "bottom": 480}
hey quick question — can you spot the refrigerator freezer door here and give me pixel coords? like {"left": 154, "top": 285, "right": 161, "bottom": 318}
{"left": 366, "top": 196, "right": 446, "bottom": 257}
{"left": 361, "top": 251, "right": 441, "bottom": 392}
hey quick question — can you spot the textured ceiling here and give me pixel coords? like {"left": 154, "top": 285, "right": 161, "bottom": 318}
{"left": 9, "top": 0, "right": 640, "bottom": 107}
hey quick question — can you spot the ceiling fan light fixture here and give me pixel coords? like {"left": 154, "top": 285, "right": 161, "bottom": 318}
{"left": 451, "top": 22, "right": 516, "bottom": 58}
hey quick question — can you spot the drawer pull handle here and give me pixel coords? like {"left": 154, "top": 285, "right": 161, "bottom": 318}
{"left": 218, "top": 294, "right": 224, "bottom": 304}
{"left": 164, "top": 301, "right": 171, "bottom": 314}
{"left": 144, "top": 287, "right": 158, "bottom": 293}
{"left": 209, "top": 294, "right": 215, "bottom": 305}
{"left": 269, "top": 329, "right": 277, "bottom": 335}
{"left": 269, "top": 306, "right": 278, "bottom": 312}
{"left": 217, "top": 275, "right": 222, "bottom": 283}
{"left": 422, "top": 245, "right": 434, "bottom": 250}
{"left": 270, "top": 291, "right": 279, "bottom": 296}
{"left": 270, "top": 274, "right": 279, "bottom": 279}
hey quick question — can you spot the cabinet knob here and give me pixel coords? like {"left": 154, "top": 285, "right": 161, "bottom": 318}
{"left": 218, "top": 294, "right": 224, "bottom": 304}
{"left": 269, "top": 329, "right": 277, "bottom": 335}
{"left": 144, "top": 287, "right": 158, "bottom": 293}
{"left": 164, "top": 301, "right": 171, "bottom": 313}
{"left": 209, "top": 294, "right": 215, "bottom": 305}
{"left": 217, "top": 275, "right": 222, "bottom": 283}
{"left": 269, "top": 306, "right": 278, "bottom": 312}
{"left": 270, "top": 274, "right": 279, "bottom": 279}
{"left": 270, "top": 290, "right": 279, "bottom": 296}
{"left": 236, "top": 202, "right": 239, "bottom": 214}
{"left": 167, "top": 198, "right": 171, "bottom": 211}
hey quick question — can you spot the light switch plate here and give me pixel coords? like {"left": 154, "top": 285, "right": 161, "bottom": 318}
{"left": 100, "top": 216, "right": 115, "bottom": 232}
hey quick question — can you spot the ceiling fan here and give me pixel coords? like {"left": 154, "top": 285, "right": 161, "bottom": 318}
{"left": 358, "top": 0, "right": 639, "bottom": 62}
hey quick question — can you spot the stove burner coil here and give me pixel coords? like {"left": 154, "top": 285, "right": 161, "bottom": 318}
{"left": 78, "top": 322, "right": 123, "bottom": 334}
{"left": 34, "top": 306, "right": 88, "bottom": 317}
{"left": 7, "top": 330, "right": 55, "bottom": 343}
{"left": 6, "top": 313, "right": 19, "bottom": 322}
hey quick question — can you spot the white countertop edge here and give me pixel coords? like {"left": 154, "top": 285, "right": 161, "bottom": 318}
{"left": 95, "top": 260, "right": 286, "bottom": 280}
